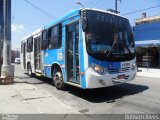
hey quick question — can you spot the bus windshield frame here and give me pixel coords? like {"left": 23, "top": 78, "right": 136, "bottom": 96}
{"left": 84, "top": 10, "right": 135, "bottom": 62}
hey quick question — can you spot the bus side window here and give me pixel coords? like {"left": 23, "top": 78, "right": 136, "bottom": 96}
{"left": 27, "top": 37, "right": 33, "bottom": 52}
{"left": 48, "top": 24, "right": 62, "bottom": 49}
{"left": 42, "top": 30, "right": 48, "bottom": 50}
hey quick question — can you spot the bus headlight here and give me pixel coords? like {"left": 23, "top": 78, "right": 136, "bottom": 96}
{"left": 91, "top": 63, "right": 107, "bottom": 75}
{"left": 131, "top": 63, "right": 136, "bottom": 71}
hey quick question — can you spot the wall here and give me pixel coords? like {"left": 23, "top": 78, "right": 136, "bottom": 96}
{"left": 133, "top": 21, "right": 160, "bottom": 41}
{"left": 133, "top": 21, "right": 160, "bottom": 68}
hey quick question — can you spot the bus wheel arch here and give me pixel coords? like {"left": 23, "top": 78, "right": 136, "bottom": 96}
{"left": 27, "top": 62, "right": 33, "bottom": 77}
{"left": 51, "top": 63, "right": 66, "bottom": 90}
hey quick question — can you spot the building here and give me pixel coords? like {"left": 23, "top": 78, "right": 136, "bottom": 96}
{"left": 133, "top": 13, "right": 160, "bottom": 68}
{"left": 0, "top": 0, "right": 3, "bottom": 66}
{"left": 0, "top": 0, "right": 11, "bottom": 65}
{"left": 1, "top": 50, "right": 20, "bottom": 64}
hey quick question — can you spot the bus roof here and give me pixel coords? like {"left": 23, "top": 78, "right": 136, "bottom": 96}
{"left": 84, "top": 8, "right": 127, "bottom": 19}
{"left": 44, "top": 9, "right": 80, "bottom": 29}
{"left": 44, "top": 8, "right": 127, "bottom": 29}
{"left": 21, "top": 8, "right": 128, "bottom": 41}
{"left": 21, "top": 28, "right": 43, "bottom": 41}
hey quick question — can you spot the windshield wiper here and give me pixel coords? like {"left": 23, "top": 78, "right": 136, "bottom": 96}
{"left": 106, "top": 37, "right": 118, "bottom": 58}
{"left": 122, "top": 40, "right": 132, "bottom": 55}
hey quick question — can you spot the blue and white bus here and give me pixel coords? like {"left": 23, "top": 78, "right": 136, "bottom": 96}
{"left": 21, "top": 8, "right": 137, "bottom": 90}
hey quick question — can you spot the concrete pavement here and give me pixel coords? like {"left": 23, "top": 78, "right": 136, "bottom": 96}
{"left": 137, "top": 67, "right": 160, "bottom": 78}
{"left": 0, "top": 77, "right": 78, "bottom": 114}
{"left": 1, "top": 64, "right": 160, "bottom": 114}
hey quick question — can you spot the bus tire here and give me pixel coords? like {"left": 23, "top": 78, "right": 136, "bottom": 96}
{"left": 27, "top": 64, "right": 33, "bottom": 77}
{"left": 53, "top": 70, "right": 65, "bottom": 90}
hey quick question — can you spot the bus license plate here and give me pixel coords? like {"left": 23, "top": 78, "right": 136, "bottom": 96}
{"left": 117, "top": 75, "right": 125, "bottom": 79}
{"left": 121, "top": 63, "right": 130, "bottom": 67}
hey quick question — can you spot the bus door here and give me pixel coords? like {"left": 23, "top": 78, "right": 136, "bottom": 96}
{"left": 23, "top": 42, "right": 26, "bottom": 69}
{"left": 66, "top": 22, "right": 80, "bottom": 84}
{"left": 34, "top": 37, "right": 41, "bottom": 71}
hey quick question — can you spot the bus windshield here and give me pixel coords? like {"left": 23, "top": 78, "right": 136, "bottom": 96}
{"left": 85, "top": 10, "right": 135, "bottom": 62}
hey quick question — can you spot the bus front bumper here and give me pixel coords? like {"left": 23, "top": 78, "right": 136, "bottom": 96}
{"left": 85, "top": 67, "right": 137, "bottom": 89}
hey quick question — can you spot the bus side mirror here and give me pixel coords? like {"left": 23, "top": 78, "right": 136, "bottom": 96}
{"left": 82, "top": 17, "right": 88, "bottom": 32}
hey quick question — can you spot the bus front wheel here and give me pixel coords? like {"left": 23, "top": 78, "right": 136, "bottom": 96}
{"left": 53, "top": 70, "right": 65, "bottom": 90}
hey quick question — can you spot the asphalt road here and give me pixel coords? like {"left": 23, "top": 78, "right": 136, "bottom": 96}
{"left": 14, "top": 64, "right": 160, "bottom": 114}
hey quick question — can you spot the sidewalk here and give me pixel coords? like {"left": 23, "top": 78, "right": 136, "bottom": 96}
{"left": 0, "top": 77, "right": 78, "bottom": 114}
{"left": 137, "top": 67, "right": 160, "bottom": 78}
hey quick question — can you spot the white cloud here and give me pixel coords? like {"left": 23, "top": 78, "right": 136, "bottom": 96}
{"left": 11, "top": 24, "right": 25, "bottom": 32}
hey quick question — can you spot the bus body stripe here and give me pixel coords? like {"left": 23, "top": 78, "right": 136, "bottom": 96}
{"left": 80, "top": 28, "right": 87, "bottom": 89}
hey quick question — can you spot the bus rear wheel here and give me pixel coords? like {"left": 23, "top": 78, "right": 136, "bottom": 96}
{"left": 53, "top": 70, "right": 65, "bottom": 90}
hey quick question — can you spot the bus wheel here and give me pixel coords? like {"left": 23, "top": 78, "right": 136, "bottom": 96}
{"left": 27, "top": 64, "right": 33, "bottom": 77}
{"left": 53, "top": 70, "right": 65, "bottom": 90}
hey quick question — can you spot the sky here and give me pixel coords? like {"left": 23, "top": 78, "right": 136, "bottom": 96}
{"left": 11, "top": 0, "right": 160, "bottom": 50}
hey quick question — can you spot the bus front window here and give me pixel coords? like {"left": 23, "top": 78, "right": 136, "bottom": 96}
{"left": 85, "top": 10, "right": 135, "bottom": 62}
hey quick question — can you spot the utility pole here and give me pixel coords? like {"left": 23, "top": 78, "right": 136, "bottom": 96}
{"left": 115, "top": 0, "right": 121, "bottom": 14}
{"left": 0, "top": 26, "right": 3, "bottom": 63}
{"left": 108, "top": 0, "right": 121, "bottom": 14}
{"left": 0, "top": 26, "right": 2, "bottom": 77}
{"left": 0, "top": 0, "right": 14, "bottom": 84}
{"left": 115, "top": 0, "right": 118, "bottom": 13}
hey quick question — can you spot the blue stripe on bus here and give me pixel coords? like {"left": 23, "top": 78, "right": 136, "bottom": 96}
{"left": 79, "top": 24, "right": 86, "bottom": 89}
{"left": 88, "top": 56, "right": 109, "bottom": 67}
{"left": 43, "top": 49, "right": 64, "bottom": 78}
{"left": 45, "top": 9, "right": 80, "bottom": 29}
{"left": 44, "top": 66, "right": 51, "bottom": 78}
{"left": 88, "top": 56, "right": 121, "bottom": 70}
{"left": 62, "top": 16, "right": 80, "bottom": 26}
{"left": 108, "top": 62, "right": 121, "bottom": 69}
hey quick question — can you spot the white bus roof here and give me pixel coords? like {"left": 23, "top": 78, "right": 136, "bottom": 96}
{"left": 21, "top": 28, "right": 43, "bottom": 41}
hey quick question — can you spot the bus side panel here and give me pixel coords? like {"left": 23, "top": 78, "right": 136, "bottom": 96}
{"left": 20, "top": 52, "right": 22, "bottom": 68}
{"left": 79, "top": 26, "right": 86, "bottom": 89}
{"left": 21, "top": 41, "right": 27, "bottom": 70}
{"left": 26, "top": 52, "right": 34, "bottom": 73}
{"left": 61, "top": 25, "right": 67, "bottom": 83}
{"left": 42, "top": 49, "right": 64, "bottom": 78}
{"left": 44, "top": 66, "right": 51, "bottom": 78}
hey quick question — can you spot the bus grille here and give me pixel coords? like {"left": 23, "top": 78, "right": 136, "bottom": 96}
{"left": 109, "top": 67, "right": 130, "bottom": 74}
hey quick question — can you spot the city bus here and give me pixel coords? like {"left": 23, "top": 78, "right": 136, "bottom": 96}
{"left": 21, "top": 8, "right": 137, "bottom": 90}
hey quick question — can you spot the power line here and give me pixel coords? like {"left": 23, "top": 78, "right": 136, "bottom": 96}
{"left": 80, "top": 0, "right": 87, "bottom": 7}
{"left": 85, "top": 0, "right": 94, "bottom": 7}
{"left": 94, "top": 0, "right": 108, "bottom": 9}
{"left": 13, "top": 22, "right": 45, "bottom": 26}
{"left": 24, "top": 0, "right": 54, "bottom": 19}
{"left": 122, "top": 4, "right": 160, "bottom": 16}
{"left": 90, "top": 0, "right": 102, "bottom": 8}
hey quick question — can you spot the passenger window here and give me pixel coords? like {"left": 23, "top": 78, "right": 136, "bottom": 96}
{"left": 27, "top": 37, "right": 33, "bottom": 52}
{"left": 42, "top": 30, "right": 48, "bottom": 50}
{"left": 75, "top": 23, "right": 79, "bottom": 54}
{"left": 48, "top": 24, "right": 62, "bottom": 49}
